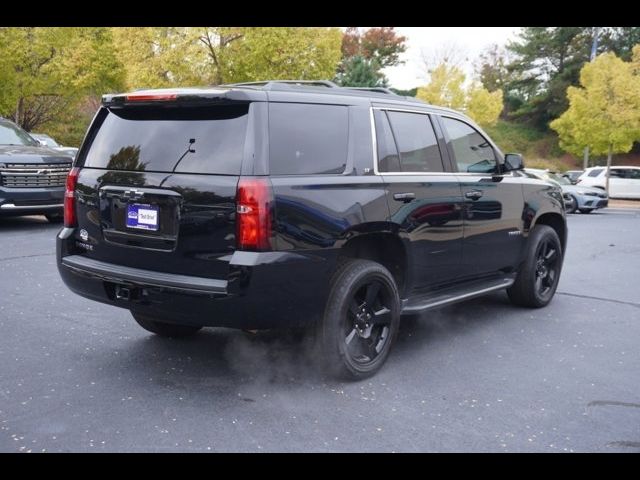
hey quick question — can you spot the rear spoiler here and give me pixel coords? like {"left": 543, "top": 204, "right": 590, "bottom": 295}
{"left": 102, "top": 87, "right": 263, "bottom": 107}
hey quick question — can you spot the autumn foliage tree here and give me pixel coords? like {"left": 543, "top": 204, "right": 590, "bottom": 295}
{"left": 336, "top": 27, "right": 407, "bottom": 87}
{"left": 551, "top": 52, "right": 640, "bottom": 192}
{"left": 416, "top": 63, "right": 504, "bottom": 127}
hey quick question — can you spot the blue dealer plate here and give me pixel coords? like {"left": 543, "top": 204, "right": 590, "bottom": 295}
{"left": 126, "top": 203, "right": 159, "bottom": 231}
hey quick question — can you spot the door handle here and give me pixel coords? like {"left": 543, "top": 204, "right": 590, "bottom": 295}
{"left": 464, "top": 190, "right": 483, "bottom": 200}
{"left": 393, "top": 192, "right": 415, "bottom": 202}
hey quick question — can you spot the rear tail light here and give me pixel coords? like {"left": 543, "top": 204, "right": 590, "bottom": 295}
{"left": 64, "top": 167, "right": 80, "bottom": 227}
{"left": 236, "top": 177, "right": 273, "bottom": 251}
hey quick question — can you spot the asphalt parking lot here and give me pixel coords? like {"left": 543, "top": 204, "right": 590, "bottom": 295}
{"left": 1, "top": 207, "right": 639, "bottom": 452}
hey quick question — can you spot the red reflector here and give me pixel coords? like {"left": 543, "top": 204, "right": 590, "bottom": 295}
{"left": 236, "top": 178, "right": 273, "bottom": 251}
{"left": 125, "top": 93, "right": 177, "bottom": 102}
{"left": 64, "top": 167, "right": 80, "bottom": 227}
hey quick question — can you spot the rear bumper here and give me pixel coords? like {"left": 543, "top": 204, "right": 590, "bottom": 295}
{"left": 57, "top": 228, "right": 333, "bottom": 329}
{"left": 0, "top": 186, "right": 64, "bottom": 215}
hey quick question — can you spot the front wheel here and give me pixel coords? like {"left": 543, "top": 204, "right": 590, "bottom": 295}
{"left": 579, "top": 208, "right": 593, "bottom": 214}
{"left": 317, "top": 259, "right": 400, "bottom": 380}
{"left": 508, "top": 225, "right": 563, "bottom": 308}
{"left": 565, "top": 196, "right": 577, "bottom": 214}
{"left": 131, "top": 312, "right": 202, "bottom": 338}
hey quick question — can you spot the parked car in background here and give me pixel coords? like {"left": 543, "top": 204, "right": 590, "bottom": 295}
{"left": 57, "top": 81, "right": 567, "bottom": 380}
{"left": 522, "top": 168, "right": 608, "bottom": 214}
{"left": 562, "top": 170, "right": 583, "bottom": 184}
{"left": 31, "top": 133, "right": 78, "bottom": 158}
{"left": 577, "top": 166, "right": 640, "bottom": 199}
{"left": 0, "top": 117, "right": 73, "bottom": 222}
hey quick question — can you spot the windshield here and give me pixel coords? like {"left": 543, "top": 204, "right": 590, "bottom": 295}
{"left": 34, "top": 135, "right": 59, "bottom": 148}
{"left": 0, "top": 121, "right": 39, "bottom": 147}
{"left": 547, "top": 172, "right": 571, "bottom": 185}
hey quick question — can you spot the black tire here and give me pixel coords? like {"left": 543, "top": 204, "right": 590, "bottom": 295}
{"left": 565, "top": 196, "right": 578, "bottom": 214}
{"left": 317, "top": 259, "right": 400, "bottom": 380}
{"left": 45, "top": 213, "right": 64, "bottom": 223}
{"left": 579, "top": 208, "right": 593, "bottom": 214}
{"left": 507, "top": 225, "right": 563, "bottom": 308}
{"left": 131, "top": 312, "right": 202, "bottom": 338}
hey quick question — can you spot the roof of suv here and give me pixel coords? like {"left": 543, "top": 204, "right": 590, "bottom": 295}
{"left": 101, "top": 80, "right": 464, "bottom": 117}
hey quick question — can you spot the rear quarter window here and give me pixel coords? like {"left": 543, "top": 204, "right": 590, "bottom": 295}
{"left": 268, "top": 103, "right": 348, "bottom": 175}
{"left": 588, "top": 168, "right": 604, "bottom": 177}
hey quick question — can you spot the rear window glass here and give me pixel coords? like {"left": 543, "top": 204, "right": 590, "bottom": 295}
{"left": 269, "top": 103, "right": 348, "bottom": 175}
{"left": 588, "top": 168, "right": 604, "bottom": 177}
{"left": 83, "top": 105, "right": 249, "bottom": 174}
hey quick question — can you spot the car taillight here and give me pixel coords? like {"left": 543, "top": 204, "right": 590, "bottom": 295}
{"left": 64, "top": 167, "right": 80, "bottom": 227}
{"left": 236, "top": 177, "right": 273, "bottom": 251}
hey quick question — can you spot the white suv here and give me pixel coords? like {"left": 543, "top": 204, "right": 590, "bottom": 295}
{"left": 577, "top": 166, "right": 640, "bottom": 199}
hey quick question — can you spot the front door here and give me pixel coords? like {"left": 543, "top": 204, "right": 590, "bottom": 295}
{"left": 438, "top": 115, "right": 526, "bottom": 278}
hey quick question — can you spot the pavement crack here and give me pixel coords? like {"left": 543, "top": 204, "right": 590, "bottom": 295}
{"left": 588, "top": 400, "right": 640, "bottom": 409}
{"left": 556, "top": 291, "right": 640, "bottom": 309}
{"left": 0, "top": 253, "right": 55, "bottom": 263}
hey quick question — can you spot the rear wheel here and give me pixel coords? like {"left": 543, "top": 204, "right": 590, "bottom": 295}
{"left": 45, "top": 213, "right": 64, "bottom": 223}
{"left": 317, "top": 259, "right": 400, "bottom": 380}
{"left": 131, "top": 312, "right": 202, "bottom": 338}
{"left": 508, "top": 225, "right": 563, "bottom": 308}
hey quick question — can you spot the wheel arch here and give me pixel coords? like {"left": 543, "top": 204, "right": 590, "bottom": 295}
{"left": 338, "top": 231, "right": 409, "bottom": 298}
{"left": 532, "top": 212, "right": 567, "bottom": 253}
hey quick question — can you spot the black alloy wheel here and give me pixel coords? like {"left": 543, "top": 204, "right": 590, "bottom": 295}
{"left": 319, "top": 259, "right": 400, "bottom": 380}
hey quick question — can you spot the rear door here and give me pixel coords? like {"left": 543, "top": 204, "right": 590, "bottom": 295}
{"left": 73, "top": 102, "right": 254, "bottom": 279}
{"left": 374, "top": 108, "right": 465, "bottom": 290}
{"left": 437, "top": 115, "right": 526, "bottom": 278}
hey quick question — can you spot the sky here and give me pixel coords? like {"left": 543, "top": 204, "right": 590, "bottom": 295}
{"left": 383, "top": 27, "right": 522, "bottom": 90}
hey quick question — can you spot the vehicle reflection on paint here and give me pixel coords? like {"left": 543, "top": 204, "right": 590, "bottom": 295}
{"left": 275, "top": 195, "right": 352, "bottom": 248}
{"left": 390, "top": 197, "right": 461, "bottom": 231}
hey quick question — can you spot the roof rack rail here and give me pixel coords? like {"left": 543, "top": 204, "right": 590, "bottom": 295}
{"left": 223, "top": 80, "right": 339, "bottom": 89}
{"left": 344, "top": 87, "right": 398, "bottom": 96}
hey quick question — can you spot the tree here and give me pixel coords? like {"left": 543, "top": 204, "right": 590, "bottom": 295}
{"left": 338, "top": 27, "right": 407, "bottom": 87}
{"left": 0, "top": 27, "right": 125, "bottom": 139}
{"left": 504, "top": 27, "right": 594, "bottom": 129}
{"left": 112, "top": 27, "right": 210, "bottom": 89}
{"left": 416, "top": 63, "right": 504, "bottom": 127}
{"left": 550, "top": 53, "right": 640, "bottom": 193}
{"left": 222, "top": 27, "right": 342, "bottom": 84}
{"left": 334, "top": 55, "right": 387, "bottom": 87}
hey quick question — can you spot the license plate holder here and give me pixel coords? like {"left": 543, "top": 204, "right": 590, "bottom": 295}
{"left": 126, "top": 203, "right": 159, "bottom": 231}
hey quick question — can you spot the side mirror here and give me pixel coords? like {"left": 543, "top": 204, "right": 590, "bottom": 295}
{"left": 503, "top": 153, "right": 524, "bottom": 172}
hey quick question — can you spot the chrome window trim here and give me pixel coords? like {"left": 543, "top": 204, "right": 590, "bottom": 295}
{"left": 369, "top": 106, "right": 457, "bottom": 176}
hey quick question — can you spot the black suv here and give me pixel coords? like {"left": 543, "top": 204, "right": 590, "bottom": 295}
{"left": 57, "top": 81, "right": 567, "bottom": 379}
{"left": 0, "top": 117, "right": 73, "bottom": 221}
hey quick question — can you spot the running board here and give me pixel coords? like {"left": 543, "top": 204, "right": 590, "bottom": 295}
{"left": 401, "top": 277, "right": 515, "bottom": 314}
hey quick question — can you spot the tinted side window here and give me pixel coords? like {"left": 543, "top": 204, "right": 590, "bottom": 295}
{"left": 269, "top": 103, "right": 348, "bottom": 175}
{"left": 441, "top": 117, "right": 497, "bottom": 174}
{"left": 385, "top": 111, "right": 443, "bottom": 172}
{"left": 609, "top": 169, "right": 626, "bottom": 178}
{"left": 588, "top": 168, "right": 604, "bottom": 177}
{"left": 630, "top": 169, "right": 640, "bottom": 180}
{"left": 374, "top": 110, "right": 400, "bottom": 172}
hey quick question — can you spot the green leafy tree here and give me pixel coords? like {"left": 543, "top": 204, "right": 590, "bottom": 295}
{"left": 417, "top": 63, "right": 504, "bottom": 127}
{"left": 0, "top": 27, "right": 125, "bottom": 145}
{"left": 222, "top": 27, "right": 342, "bottom": 83}
{"left": 335, "top": 55, "right": 387, "bottom": 87}
{"left": 550, "top": 52, "right": 640, "bottom": 193}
